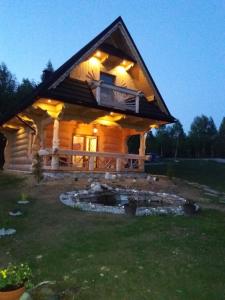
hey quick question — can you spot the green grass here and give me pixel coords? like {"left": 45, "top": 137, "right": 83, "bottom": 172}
{"left": 0, "top": 173, "right": 225, "bottom": 299}
{"left": 146, "top": 159, "right": 225, "bottom": 192}
{"left": 0, "top": 171, "right": 25, "bottom": 189}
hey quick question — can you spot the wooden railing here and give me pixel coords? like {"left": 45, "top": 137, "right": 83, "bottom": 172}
{"left": 90, "top": 80, "right": 142, "bottom": 113}
{"left": 39, "top": 148, "right": 148, "bottom": 172}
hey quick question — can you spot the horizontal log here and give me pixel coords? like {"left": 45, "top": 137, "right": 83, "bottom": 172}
{"left": 11, "top": 157, "right": 32, "bottom": 164}
{"left": 16, "top": 132, "right": 28, "bottom": 140}
{"left": 12, "top": 144, "right": 29, "bottom": 152}
{"left": 8, "top": 164, "right": 32, "bottom": 171}
{"left": 13, "top": 138, "right": 28, "bottom": 147}
{"left": 39, "top": 148, "right": 148, "bottom": 160}
{"left": 11, "top": 149, "right": 27, "bottom": 158}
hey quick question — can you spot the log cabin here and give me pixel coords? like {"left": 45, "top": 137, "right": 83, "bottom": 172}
{"left": 0, "top": 17, "right": 175, "bottom": 173}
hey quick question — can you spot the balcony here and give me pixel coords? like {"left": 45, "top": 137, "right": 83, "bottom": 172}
{"left": 90, "top": 80, "right": 143, "bottom": 113}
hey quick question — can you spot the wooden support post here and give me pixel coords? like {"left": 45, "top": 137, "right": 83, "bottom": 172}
{"left": 139, "top": 132, "right": 146, "bottom": 171}
{"left": 96, "top": 81, "right": 103, "bottom": 104}
{"left": 139, "top": 133, "right": 145, "bottom": 156}
{"left": 51, "top": 118, "right": 60, "bottom": 170}
{"left": 89, "top": 156, "right": 95, "bottom": 171}
{"left": 116, "top": 158, "right": 122, "bottom": 172}
{"left": 135, "top": 94, "right": 139, "bottom": 113}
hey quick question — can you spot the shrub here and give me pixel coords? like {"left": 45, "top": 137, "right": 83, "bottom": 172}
{"left": 32, "top": 153, "right": 43, "bottom": 183}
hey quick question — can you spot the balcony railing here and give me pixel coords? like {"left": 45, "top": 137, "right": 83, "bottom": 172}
{"left": 39, "top": 148, "right": 149, "bottom": 172}
{"left": 90, "top": 80, "right": 142, "bottom": 113}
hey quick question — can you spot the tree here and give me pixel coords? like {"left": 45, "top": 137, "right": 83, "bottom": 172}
{"left": 41, "top": 60, "right": 54, "bottom": 82}
{"left": 169, "top": 120, "right": 186, "bottom": 159}
{"left": 155, "top": 125, "right": 171, "bottom": 157}
{"left": 218, "top": 117, "right": 225, "bottom": 157}
{"left": 16, "top": 78, "right": 36, "bottom": 101}
{"left": 189, "top": 115, "right": 217, "bottom": 157}
{"left": 0, "top": 63, "right": 17, "bottom": 120}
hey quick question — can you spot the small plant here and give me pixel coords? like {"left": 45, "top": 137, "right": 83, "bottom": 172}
{"left": 21, "top": 193, "right": 28, "bottom": 201}
{"left": 0, "top": 263, "right": 32, "bottom": 292}
{"left": 166, "top": 163, "right": 174, "bottom": 180}
{"left": 32, "top": 153, "right": 43, "bottom": 183}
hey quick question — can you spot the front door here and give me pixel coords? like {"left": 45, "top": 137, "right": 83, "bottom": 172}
{"left": 72, "top": 135, "right": 97, "bottom": 167}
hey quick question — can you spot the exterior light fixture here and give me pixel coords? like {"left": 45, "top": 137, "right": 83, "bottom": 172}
{"left": 116, "top": 66, "right": 126, "bottom": 74}
{"left": 89, "top": 57, "right": 100, "bottom": 66}
{"left": 47, "top": 99, "right": 52, "bottom": 103}
{"left": 150, "top": 124, "right": 159, "bottom": 129}
{"left": 92, "top": 50, "right": 109, "bottom": 63}
{"left": 93, "top": 127, "right": 98, "bottom": 134}
{"left": 119, "top": 60, "right": 134, "bottom": 71}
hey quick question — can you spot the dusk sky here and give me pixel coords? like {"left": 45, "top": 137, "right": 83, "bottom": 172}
{"left": 0, "top": 0, "right": 224, "bottom": 131}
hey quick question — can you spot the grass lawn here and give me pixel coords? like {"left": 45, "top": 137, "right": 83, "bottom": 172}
{"left": 146, "top": 159, "right": 225, "bottom": 192}
{"left": 0, "top": 172, "right": 225, "bottom": 299}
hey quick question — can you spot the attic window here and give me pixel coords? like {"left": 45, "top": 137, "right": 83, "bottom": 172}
{"left": 100, "top": 72, "right": 115, "bottom": 85}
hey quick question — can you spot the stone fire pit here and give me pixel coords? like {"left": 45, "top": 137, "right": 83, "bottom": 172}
{"left": 59, "top": 182, "right": 186, "bottom": 216}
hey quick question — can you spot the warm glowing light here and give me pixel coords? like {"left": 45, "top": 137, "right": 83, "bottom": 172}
{"left": 89, "top": 57, "right": 100, "bottom": 66}
{"left": 33, "top": 102, "right": 64, "bottom": 118}
{"left": 95, "top": 51, "right": 101, "bottom": 58}
{"left": 93, "top": 127, "right": 98, "bottom": 134}
{"left": 93, "top": 50, "right": 109, "bottom": 62}
{"left": 18, "top": 114, "right": 34, "bottom": 123}
{"left": 2, "top": 124, "right": 20, "bottom": 130}
{"left": 119, "top": 60, "right": 134, "bottom": 71}
{"left": 96, "top": 119, "right": 118, "bottom": 126}
{"left": 116, "top": 66, "right": 126, "bottom": 74}
{"left": 150, "top": 124, "right": 159, "bottom": 129}
{"left": 92, "top": 113, "right": 124, "bottom": 127}
{"left": 48, "top": 99, "right": 52, "bottom": 103}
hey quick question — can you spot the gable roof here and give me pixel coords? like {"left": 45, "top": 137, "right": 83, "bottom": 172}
{"left": 0, "top": 16, "right": 175, "bottom": 126}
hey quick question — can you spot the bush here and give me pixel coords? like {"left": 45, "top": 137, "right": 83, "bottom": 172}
{"left": 32, "top": 153, "right": 43, "bottom": 183}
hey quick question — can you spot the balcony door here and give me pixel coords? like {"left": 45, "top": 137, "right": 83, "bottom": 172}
{"left": 72, "top": 135, "right": 97, "bottom": 167}
{"left": 100, "top": 72, "right": 115, "bottom": 105}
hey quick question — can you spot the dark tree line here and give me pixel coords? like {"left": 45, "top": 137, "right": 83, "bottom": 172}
{"left": 0, "top": 61, "right": 54, "bottom": 119}
{"left": 146, "top": 117, "right": 225, "bottom": 158}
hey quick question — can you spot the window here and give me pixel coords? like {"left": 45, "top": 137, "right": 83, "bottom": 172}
{"left": 100, "top": 72, "right": 115, "bottom": 85}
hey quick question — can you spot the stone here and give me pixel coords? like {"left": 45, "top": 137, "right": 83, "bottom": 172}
{"left": 0, "top": 228, "right": 16, "bottom": 237}
{"left": 90, "top": 182, "right": 103, "bottom": 192}
{"left": 183, "top": 200, "right": 200, "bottom": 215}
{"left": 18, "top": 200, "right": 30, "bottom": 204}
{"left": 105, "top": 172, "right": 117, "bottom": 180}
{"left": 146, "top": 175, "right": 152, "bottom": 181}
{"left": 9, "top": 210, "right": 23, "bottom": 216}
{"left": 20, "top": 292, "right": 33, "bottom": 300}
{"left": 105, "top": 172, "right": 111, "bottom": 180}
{"left": 30, "top": 283, "right": 59, "bottom": 300}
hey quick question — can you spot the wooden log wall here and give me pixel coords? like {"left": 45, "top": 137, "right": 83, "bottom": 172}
{"left": 43, "top": 121, "right": 135, "bottom": 154}
{"left": 70, "top": 59, "right": 137, "bottom": 90}
{"left": 10, "top": 127, "right": 31, "bottom": 165}
{"left": 1, "top": 126, "right": 35, "bottom": 171}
